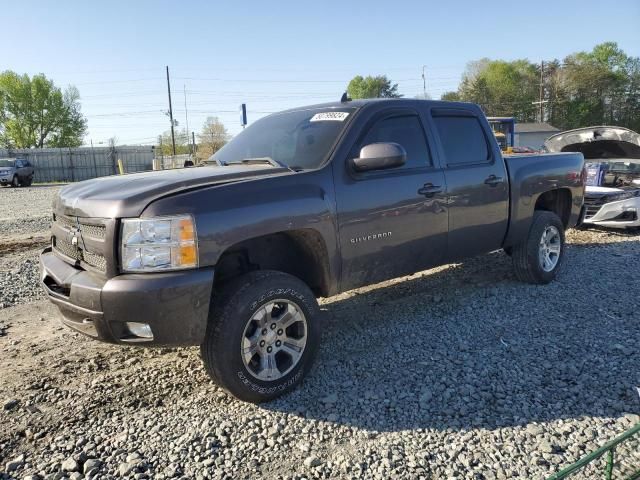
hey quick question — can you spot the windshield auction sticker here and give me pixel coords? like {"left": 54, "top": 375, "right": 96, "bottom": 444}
{"left": 310, "top": 112, "right": 350, "bottom": 122}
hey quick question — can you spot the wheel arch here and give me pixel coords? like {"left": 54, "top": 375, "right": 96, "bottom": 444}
{"left": 533, "top": 188, "right": 572, "bottom": 228}
{"left": 214, "top": 229, "right": 333, "bottom": 298}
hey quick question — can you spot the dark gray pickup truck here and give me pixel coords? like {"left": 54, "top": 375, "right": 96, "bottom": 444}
{"left": 40, "top": 99, "right": 585, "bottom": 402}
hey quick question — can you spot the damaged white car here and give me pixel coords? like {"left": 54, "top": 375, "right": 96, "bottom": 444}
{"left": 545, "top": 127, "right": 640, "bottom": 230}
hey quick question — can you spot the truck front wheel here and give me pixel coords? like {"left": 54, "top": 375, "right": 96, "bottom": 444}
{"left": 201, "top": 270, "right": 322, "bottom": 403}
{"left": 511, "top": 211, "right": 565, "bottom": 284}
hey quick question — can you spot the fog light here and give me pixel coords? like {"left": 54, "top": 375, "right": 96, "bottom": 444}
{"left": 124, "top": 322, "right": 154, "bottom": 339}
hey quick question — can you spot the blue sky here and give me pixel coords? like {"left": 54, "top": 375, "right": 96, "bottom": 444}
{"left": 3, "top": 0, "right": 639, "bottom": 145}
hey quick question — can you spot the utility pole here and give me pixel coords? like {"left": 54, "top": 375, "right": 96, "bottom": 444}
{"left": 166, "top": 66, "right": 176, "bottom": 156}
{"left": 421, "top": 65, "right": 427, "bottom": 99}
{"left": 184, "top": 84, "right": 191, "bottom": 154}
{"left": 532, "top": 60, "right": 548, "bottom": 123}
{"left": 539, "top": 60, "right": 544, "bottom": 122}
{"left": 192, "top": 131, "right": 196, "bottom": 156}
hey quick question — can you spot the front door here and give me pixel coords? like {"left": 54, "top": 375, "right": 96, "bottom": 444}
{"left": 333, "top": 108, "right": 448, "bottom": 291}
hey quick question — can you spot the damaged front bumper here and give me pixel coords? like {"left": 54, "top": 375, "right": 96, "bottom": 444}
{"left": 39, "top": 247, "right": 214, "bottom": 346}
{"left": 583, "top": 193, "right": 640, "bottom": 228}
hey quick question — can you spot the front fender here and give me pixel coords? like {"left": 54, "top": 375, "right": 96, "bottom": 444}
{"left": 142, "top": 168, "right": 340, "bottom": 287}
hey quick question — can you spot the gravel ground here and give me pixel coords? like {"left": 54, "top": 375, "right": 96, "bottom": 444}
{"left": 1, "top": 185, "right": 639, "bottom": 479}
{"left": 0, "top": 186, "right": 59, "bottom": 241}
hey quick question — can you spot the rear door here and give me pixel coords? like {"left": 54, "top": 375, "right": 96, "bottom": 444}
{"left": 333, "top": 106, "right": 448, "bottom": 290}
{"left": 430, "top": 108, "right": 509, "bottom": 260}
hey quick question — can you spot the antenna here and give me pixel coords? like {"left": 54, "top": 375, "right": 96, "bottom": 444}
{"left": 340, "top": 92, "right": 351, "bottom": 103}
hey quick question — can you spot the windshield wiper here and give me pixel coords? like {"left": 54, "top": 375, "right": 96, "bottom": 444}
{"left": 225, "top": 157, "right": 294, "bottom": 171}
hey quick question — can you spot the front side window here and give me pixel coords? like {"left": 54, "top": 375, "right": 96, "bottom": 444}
{"left": 433, "top": 115, "right": 490, "bottom": 166}
{"left": 212, "top": 108, "right": 355, "bottom": 170}
{"left": 359, "top": 114, "right": 431, "bottom": 169}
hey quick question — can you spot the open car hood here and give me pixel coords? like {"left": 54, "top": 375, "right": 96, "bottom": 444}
{"left": 544, "top": 126, "right": 640, "bottom": 159}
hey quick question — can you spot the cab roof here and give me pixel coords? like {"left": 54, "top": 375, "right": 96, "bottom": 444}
{"left": 276, "top": 98, "right": 480, "bottom": 114}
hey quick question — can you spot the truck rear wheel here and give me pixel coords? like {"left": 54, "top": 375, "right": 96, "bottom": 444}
{"left": 201, "top": 270, "right": 322, "bottom": 403}
{"left": 511, "top": 211, "right": 565, "bottom": 284}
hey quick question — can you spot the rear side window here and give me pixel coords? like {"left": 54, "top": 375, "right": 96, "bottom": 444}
{"left": 359, "top": 115, "right": 431, "bottom": 169}
{"left": 433, "top": 115, "right": 490, "bottom": 166}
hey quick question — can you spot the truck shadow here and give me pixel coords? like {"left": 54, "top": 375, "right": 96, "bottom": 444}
{"left": 264, "top": 240, "right": 640, "bottom": 432}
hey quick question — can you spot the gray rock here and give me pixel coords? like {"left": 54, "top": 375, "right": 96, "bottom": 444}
{"left": 118, "top": 461, "right": 138, "bottom": 477}
{"left": 61, "top": 457, "right": 79, "bottom": 472}
{"left": 3, "top": 398, "right": 19, "bottom": 410}
{"left": 538, "top": 440, "right": 556, "bottom": 454}
{"left": 304, "top": 456, "right": 322, "bottom": 468}
{"left": 5, "top": 454, "right": 25, "bottom": 472}
{"left": 83, "top": 458, "right": 102, "bottom": 474}
{"left": 320, "top": 393, "right": 338, "bottom": 404}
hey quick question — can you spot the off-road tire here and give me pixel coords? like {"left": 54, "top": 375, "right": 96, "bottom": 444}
{"left": 11, "top": 175, "right": 19, "bottom": 187}
{"left": 512, "top": 211, "right": 565, "bottom": 284}
{"left": 201, "top": 270, "right": 321, "bottom": 403}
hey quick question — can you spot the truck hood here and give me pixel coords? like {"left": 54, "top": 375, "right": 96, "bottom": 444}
{"left": 544, "top": 126, "right": 640, "bottom": 159}
{"left": 54, "top": 164, "right": 291, "bottom": 218}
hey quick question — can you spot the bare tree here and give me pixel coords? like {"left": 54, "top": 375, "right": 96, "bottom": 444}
{"left": 197, "top": 117, "right": 228, "bottom": 160}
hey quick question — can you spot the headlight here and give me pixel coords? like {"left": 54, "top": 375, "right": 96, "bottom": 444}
{"left": 120, "top": 215, "right": 198, "bottom": 272}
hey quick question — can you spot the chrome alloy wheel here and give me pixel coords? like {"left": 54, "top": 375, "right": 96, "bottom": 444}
{"left": 538, "top": 225, "right": 561, "bottom": 272}
{"left": 241, "top": 300, "right": 308, "bottom": 381}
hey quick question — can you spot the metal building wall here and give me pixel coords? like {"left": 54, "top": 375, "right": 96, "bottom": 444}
{"left": 0, "top": 146, "right": 155, "bottom": 183}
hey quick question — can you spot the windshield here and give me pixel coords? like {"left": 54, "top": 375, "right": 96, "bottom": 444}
{"left": 0, "top": 159, "right": 15, "bottom": 168}
{"left": 600, "top": 159, "right": 640, "bottom": 172}
{"left": 211, "top": 107, "right": 356, "bottom": 170}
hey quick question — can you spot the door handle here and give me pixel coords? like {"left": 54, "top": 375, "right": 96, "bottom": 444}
{"left": 418, "top": 184, "right": 442, "bottom": 197}
{"left": 484, "top": 175, "right": 504, "bottom": 186}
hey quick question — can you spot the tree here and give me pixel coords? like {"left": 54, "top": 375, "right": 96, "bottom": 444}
{"left": 157, "top": 128, "right": 190, "bottom": 156}
{"left": 0, "top": 71, "right": 87, "bottom": 148}
{"left": 440, "top": 42, "right": 640, "bottom": 132}
{"left": 347, "top": 75, "right": 401, "bottom": 99}
{"left": 553, "top": 42, "right": 640, "bottom": 131}
{"left": 440, "top": 91, "right": 461, "bottom": 102}
{"left": 197, "top": 117, "right": 228, "bottom": 160}
{"left": 455, "top": 59, "right": 539, "bottom": 121}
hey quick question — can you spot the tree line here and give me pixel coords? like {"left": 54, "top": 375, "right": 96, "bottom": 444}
{"left": 2, "top": 41, "right": 637, "bottom": 150}
{"left": 441, "top": 42, "right": 640, "bottom": 131}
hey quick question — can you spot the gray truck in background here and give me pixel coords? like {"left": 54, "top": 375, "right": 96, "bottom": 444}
{"left": 40, "top": 99, "right": 585, "bottom": 402}
{"left": 0, "top": 158, "right": 35, "bottom": 187}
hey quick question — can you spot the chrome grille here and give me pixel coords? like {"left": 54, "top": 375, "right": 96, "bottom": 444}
{"left": 53, "top": 236, "right": 108, "bottom": 272}
{"left": 52, "top": 214, "right": 109, "bottom": 273}
{"left": 54, "top": 214, "right": 106, "bottom": 239}
{"left": 79, "top": 223, "right": 106, "bottom": 239}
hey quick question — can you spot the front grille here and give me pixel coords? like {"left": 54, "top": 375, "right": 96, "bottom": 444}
{"left": 54, "top": 214, "right": 106, "bottom": 239}
{"left": 53, "top": 236, "right": 108, "bottom": 272}
{"left": 584, "top": 196, "right": 605, "bottom": 220}
{"left": 52, "top": 213, "right": 109, "bottom": 273}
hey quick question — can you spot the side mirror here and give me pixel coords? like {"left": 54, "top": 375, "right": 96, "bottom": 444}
{"left": 351, "top": 142, "right": 406, "bottom": 172}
